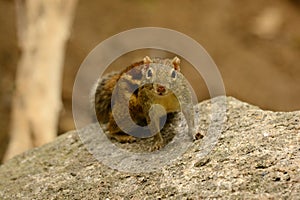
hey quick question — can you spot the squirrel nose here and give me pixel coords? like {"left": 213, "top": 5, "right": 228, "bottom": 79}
{"left": 157, "top": 85, "right": 166, "bottom": 94}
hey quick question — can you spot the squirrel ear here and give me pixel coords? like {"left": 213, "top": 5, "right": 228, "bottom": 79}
{"left": 172, "top": 56, "right": 180, "bottom": 71}
{"left": 143, "top": 56, "right": 153, "bottom": 64}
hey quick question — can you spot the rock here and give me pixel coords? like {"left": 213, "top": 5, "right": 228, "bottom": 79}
{"left": 0, "top": 97, "right": 299, "bottom": 199}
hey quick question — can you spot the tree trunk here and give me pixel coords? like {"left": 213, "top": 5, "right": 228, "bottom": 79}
{"left": 3, "top": 0, "right": 77, "bottom": 161}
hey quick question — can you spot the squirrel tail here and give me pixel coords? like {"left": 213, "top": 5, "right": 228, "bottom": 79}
{"left": 91, "top": 72, "right": 119, "bottom": 124}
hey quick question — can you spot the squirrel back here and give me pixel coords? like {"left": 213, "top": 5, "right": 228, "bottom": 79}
{"left": 92, "top": 60, "right": 145, "bottom": 123}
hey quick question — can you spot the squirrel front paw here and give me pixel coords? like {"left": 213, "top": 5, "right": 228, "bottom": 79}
{"left": 149, "top": 140, "right": 164, "bottom": 151}
{"left": 149, "top": 133, "right": 164, "bottom": 151}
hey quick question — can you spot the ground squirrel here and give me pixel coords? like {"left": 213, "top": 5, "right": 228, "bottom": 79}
{"left": 93, "top": 56, "right": 196, "bottom": 151}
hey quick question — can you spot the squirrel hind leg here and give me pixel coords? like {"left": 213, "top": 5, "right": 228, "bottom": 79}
{"left": 107, "top": 115, "right": 136, "bottom": 143}
{"left": 109, "top": 134, "right": 136, "bottom": 143}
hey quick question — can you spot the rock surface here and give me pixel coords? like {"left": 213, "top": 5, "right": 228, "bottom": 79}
{"left": 0, "top": 97, "right": 299, "bottom": 199}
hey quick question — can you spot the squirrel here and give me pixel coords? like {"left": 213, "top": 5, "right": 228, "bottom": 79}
{"left": 92, "top": 56, "right": 196, "bottom": 151}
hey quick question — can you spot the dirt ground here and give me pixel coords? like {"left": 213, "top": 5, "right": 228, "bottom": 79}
{"left": 0, "top": 0, "right": 300, "bottom": 161}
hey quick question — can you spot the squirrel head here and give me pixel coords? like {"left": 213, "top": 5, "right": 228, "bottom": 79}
{"left": 120, "top": 56, "right": 182, "bottom": 97}
{"left": 141, "top": 56, "right": 181, "bottom": 96}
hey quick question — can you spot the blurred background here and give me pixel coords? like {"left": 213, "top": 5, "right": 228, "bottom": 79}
{"left": 0, "top": 0, "right": 300, "bottom": 162}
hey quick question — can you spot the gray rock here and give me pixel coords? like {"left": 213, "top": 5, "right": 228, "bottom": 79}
{"left": 0, "top": 97, "right": 299, "bottom": 199}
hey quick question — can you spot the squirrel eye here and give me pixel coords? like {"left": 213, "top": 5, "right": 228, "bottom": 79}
{"left": 146, "top": 68, "right": 153, "bottom": 79}
{"left": 171, "top": 69, "right": 177, "bottom": 79}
